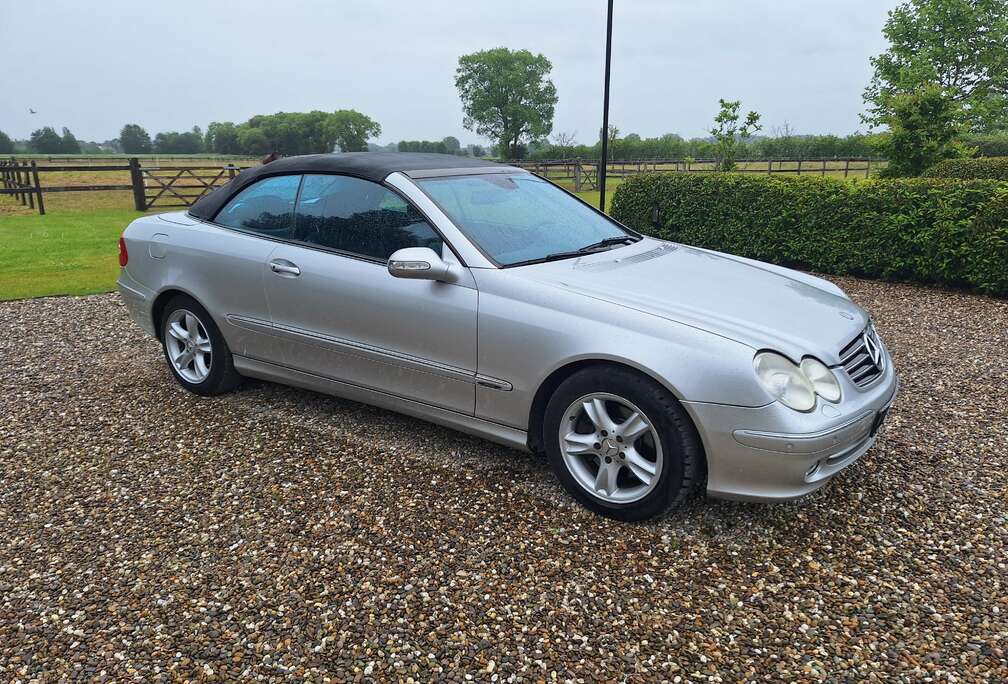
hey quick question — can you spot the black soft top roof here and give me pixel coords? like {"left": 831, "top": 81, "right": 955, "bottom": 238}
{"left": 188, "top": 152, "right": 510, "bottom": 221}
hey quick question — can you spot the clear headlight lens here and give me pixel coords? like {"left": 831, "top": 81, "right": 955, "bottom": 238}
{"left": 753, "top": 352, "right": 816, "bottom": 412}
{"left": 800, "top": 357, "right": 842, "bottom": 403}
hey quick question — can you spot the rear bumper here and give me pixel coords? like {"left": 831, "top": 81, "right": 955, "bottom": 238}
{"left": 684, "top": 357, "right": 898, "bottom": 502}
{"left": 117, "top": 269, "right": 157, "bottom": 337}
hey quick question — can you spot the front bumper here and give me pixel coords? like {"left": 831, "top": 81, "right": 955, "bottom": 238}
{"left": 684, "top": 350, "right": 899, "bottom": 502}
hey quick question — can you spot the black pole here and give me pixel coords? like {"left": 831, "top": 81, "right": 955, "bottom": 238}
{"left": 598, "top": 0, "right": 614, "bottom": 212}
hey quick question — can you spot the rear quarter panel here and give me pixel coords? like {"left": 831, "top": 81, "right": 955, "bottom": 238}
{"left": 119, "top": 212, "right": 279, "bottom": 359}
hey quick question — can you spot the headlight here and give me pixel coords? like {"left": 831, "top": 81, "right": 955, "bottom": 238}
{"left": 753, "top": 352, "right": 816, "bottom": 411}
{"left": 800, "top": 357, "right": 842, "bottom": 403}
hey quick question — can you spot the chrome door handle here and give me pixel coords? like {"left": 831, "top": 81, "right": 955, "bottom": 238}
{"left": 269, "top": 260, "right": 301, "bottom": 277}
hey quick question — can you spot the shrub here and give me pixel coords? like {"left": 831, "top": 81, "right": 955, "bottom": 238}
{"left": 611, "top": 173, "right": 1008, "bottom": 296}
{"left": 923, "top": 157, "right": 1008, "bottom": 180}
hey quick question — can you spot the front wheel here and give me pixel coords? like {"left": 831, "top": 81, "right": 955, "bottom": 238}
{"left": 544, "top": 366, "right": 705, "bottom": 521}
{"left": 160, "top": 295, "right": 241, "bottom": 396}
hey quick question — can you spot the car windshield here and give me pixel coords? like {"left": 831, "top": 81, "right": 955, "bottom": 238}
{"left": 416, "top": 174, "right": 634, "bottom": 266}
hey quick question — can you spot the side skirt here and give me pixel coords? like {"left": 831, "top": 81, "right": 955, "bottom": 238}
{"left": 233, "top": 355, "right": 530, "bottom": 452}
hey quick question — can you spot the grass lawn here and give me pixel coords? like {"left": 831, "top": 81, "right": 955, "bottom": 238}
{"left": 0, "top": 209, "right": 142, "bottom": 301}
{"left": 575, "top": 189, "right": 616, "bottom": 211}
{"left": 0, "top": 184, "right": 616, "bottom": 302}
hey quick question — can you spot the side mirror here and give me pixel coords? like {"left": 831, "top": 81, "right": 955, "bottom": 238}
{"left": 388, "top": 247, "right": 457, "bottom": 283}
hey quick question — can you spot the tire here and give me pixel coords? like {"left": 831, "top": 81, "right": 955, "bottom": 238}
{"left": 544, "top": 366, "right": 704, "bottom": 521}
{"left": 160, "top": 294, "right": 241, "bottom": 397}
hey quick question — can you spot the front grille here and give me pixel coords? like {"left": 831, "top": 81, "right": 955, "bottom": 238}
{"left": 839, "top": 325, "right": 886, "bottom": 388}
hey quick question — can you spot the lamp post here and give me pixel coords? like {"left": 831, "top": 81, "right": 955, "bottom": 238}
{"left": 598, "top": 0, "right": 614, "bottom": 212}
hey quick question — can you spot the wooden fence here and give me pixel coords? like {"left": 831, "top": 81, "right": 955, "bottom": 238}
{"left": 0, "top": 157, "right": 252, "bottom": 215}
{"left": 0, "top": 160, "right": 45, "bottom": 213}
{"left": 511, "top": 157, "right": 883, "bottom": 191}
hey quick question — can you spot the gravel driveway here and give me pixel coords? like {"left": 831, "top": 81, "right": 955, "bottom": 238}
{"left": 1, "top": 277, "right": 1006, "bottom": 681}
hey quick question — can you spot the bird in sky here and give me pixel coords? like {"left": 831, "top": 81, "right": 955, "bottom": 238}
{"left": 29, "top": 108, "right": 37, "bottom": 114}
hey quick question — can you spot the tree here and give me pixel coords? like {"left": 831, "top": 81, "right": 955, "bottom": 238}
{"left": 237, "top": 127, "right": 271, "bottom": 155}
{"left": 864, "top": 0, "right": 1008, "bottom": 132}
{"left": 600, "top": 124, "right": 619, "bottom": 147}
{"left": 29, "top": 126, "right": 64, "bottom": 153}
{"left": 119, "top": 124, "right": 152, "bottom": 154}
{"left": 59, "top": 127, "right": 81, "bottom": 154}
{"left": 455, "top": 47, "right": 558, "bottom": 160}
{"left": 205, "top": 121, "right": 242, "bottom": 154}
{"left": 153, "top": 126, "right": 204, "bottom": 154}
{"left": 878, "top": 83, "right": 970, "bottom": 176}
{"left": 710, "top": 99, "right": 762, "bottom": 171}
{"left": 551, "top": 130, "right": 577, "bottom": 158}
{"left": 442, "top": 135, "right": 461, "bottom": 154}
{"left": 328, "top": 110, "right": 381, "bottom": 152}
{"left": 0, "top": 130, "right": 13, "bottom": 154}
{"left": 238, "top": 110, "right": 380, "bottom": 154}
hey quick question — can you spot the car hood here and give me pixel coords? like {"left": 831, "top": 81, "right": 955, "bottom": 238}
{"left": 513, "top": 238, "right": 868, "bottom": 365}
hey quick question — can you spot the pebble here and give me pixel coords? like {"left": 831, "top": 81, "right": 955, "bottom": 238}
{"left": 0, "top": 278, "right": 1005, "bottom": 680}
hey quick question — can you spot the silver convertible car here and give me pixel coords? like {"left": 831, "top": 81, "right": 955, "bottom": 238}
{"left": 117, "top": 153, "right": 897, "bottom": 520}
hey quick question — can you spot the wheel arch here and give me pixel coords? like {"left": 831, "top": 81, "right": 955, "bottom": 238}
{"left": 525, "top": 358, "right": 702, "bottom": 455}
{"left": 150, "top": 286, "right": 202, "bottom": 340}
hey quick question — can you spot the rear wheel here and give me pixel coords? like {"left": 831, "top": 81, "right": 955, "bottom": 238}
{"left": 160, "top": 295, "right": 241, "bottom": 396}
{"left": 544, "top": 366, "right": 704, "bottom": 521}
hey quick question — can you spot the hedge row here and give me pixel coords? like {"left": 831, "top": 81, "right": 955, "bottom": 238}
{"left": 611, "top": 173, "right": 1008, "bottom": 297}
{"left": 923, "top": 157, "right": 1008, "bottom": 180}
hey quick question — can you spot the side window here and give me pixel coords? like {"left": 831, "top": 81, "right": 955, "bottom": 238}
{"left": 293, "top": 175, "right": 443, "bottom": 261}
{"left": 215, "top": 175, "right": 301, "bottom": 238}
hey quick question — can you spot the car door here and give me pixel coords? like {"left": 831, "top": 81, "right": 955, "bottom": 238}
{"left": 200, "top": 173, "right": 302, "bottom": 364}
{"left": 263, "top": 174, "right": 478, "bottom": 414}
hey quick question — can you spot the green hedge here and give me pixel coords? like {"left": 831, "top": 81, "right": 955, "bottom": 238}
{"left": 611, "top": 173, "right": 1008, "bottom": 296}
{"left": 923, "top": 157, "right": 1008, "bottom": 180}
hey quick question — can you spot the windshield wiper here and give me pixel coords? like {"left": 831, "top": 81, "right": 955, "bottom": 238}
{"left": 577, "top": 235, "right": 639, "bottom": 252}
{"left": 538, "top": 235, "right": 639, "bottom": 262}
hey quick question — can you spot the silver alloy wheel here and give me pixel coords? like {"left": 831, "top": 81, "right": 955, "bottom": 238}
{"left": 165, "top": 309, "right": 213, "bottom": 384}
{"left": 558, "top": 392, "right": 664, "bottom": 504}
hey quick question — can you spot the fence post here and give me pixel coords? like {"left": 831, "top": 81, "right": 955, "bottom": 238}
{"left": 19, "top": 162, "right": 28, "bottom": 205}
{"left": 24, "top": 163, "right": 35, "bottom": 210}
{"left": 844, "top": 159, "right": 851, "bottom": 178}
{"left": 128, "top": 157, "right": 146, "bottom": 211}
{"left": 866, "top": 159, "right": 872, "bottom": 178}
{"left": 30, "top": 161, "right": 44, "bottom": 215}
{"left": 796, "top": 159, "right": 802, "bottom": 176}
{"left": 574, "top": 161, "right": 582, "bottom": 192}
{"left": 767, "top": 159, "right": 772, "bottom": 175}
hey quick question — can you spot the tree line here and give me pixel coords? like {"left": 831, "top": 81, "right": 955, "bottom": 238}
{"left": 525, "top": 130, "right": 892, "bottom": 162}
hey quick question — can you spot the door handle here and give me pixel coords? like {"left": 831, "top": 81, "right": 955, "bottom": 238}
{"left": 269, "top": 260, "right": 301, "bottom": 277}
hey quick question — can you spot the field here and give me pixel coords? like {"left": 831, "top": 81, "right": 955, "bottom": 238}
{"left": 0, "top": 155, "right": 871, "bottom": 300}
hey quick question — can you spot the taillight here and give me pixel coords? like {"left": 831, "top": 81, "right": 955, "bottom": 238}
{"left": 118, "top": 236, "right": 128, "bottom": 267}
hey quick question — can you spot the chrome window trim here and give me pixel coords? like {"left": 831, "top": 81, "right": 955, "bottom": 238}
{"left": 204, "top": 172, "right": 470, "bottom": 268}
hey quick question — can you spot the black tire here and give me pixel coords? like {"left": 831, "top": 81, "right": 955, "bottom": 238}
{"left": 160, "top": 294, "right": 241, "bottom": 397}
{"left": 543, "top": 365, "right": 705, "bottom": 521}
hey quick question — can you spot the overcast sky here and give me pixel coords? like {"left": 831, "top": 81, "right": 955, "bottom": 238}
{"left": 0, "top": 0, "right": 900, "bottom": 145}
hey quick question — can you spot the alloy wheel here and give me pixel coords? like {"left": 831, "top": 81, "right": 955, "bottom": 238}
{"left": 165, "top": 309, "right": 213, "bottom": 383}
{"left": 558, "top": 392, "right": 663, "bottom": 504}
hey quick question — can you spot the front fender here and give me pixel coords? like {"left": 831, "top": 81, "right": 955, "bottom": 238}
{"left": 472, "top": 269, "right": 769, "bottom": 430}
